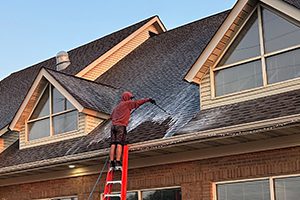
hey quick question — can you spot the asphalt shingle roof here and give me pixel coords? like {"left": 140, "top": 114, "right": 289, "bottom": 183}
{"left": 0, "top": 11, "right": 229, "bottom": 169}
{"left": 1, "top": 0, "right": 298, "bottom": 169}
{"left": 177, "top": 88, "right": 300, "bottom": 135}
{"left": 0, "top": 16, "right": 154, "bottom": 130}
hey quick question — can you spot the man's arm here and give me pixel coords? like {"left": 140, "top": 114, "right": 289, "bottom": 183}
{"left": 129, "top": 98, "right": 155, "bottom": 109}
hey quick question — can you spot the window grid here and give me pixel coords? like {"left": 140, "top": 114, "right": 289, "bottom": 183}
{"left": 215, "top": 174, "right": 300, "bottom": 200}
{"left": 212, "top": 4, "right": 300, "bottom": 97}
{"left": 26, "top": 84, "right": 78, "bottom": 141}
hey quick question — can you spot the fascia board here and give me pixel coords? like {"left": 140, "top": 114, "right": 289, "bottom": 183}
{"left": 184, "top": 0, "right": 250, "bottom": 83}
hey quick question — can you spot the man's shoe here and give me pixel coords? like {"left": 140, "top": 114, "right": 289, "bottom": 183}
{"left": 115, "top": 160, "right": 122, "bottom": 170}
{"left": 109, "top": 160, "right": 115, "bottom": 170}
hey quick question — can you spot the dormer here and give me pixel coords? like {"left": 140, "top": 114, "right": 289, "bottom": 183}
{"left": 9, "top": 68, "right": 119, "bottom": 149}
{"left": 185, "top": 0, "right": 300, "bottom": 109}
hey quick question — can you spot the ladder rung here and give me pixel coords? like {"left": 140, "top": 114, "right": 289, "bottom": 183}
{"left": 104, "top": 194, "right": 121, "bottom": 198}
{"left": 107, "top": 180, "right": 122, "bottom": 185}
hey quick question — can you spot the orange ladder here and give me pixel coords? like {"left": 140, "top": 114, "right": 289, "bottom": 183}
{"left": 102, "top": 145, "right": 129, "bottom": 200}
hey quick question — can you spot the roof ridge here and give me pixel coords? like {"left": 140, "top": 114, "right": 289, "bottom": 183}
{"left": 67, "top": 15, "right": 157, "bottom": 54}
{"left": 45, "top": 68, "right": 119, "bottom": 90}
{"left": 159, "top": 9, "right": 231, "bottom": 37}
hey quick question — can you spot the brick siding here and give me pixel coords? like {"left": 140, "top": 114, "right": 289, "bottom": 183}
{"left": 1, "top": 146, "right": 300, "bottom": 200}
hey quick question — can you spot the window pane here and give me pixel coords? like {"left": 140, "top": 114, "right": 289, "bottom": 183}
{"left": 53, "top": 111, "right": 78, "bottom": 135}
{"left": 52, "top": 86, "right": 75, "bottom": 114}
{"left": 215, "top": 60, "right": 263, "bottom": 96}
{"left": 218, "top": 11, "right": 260, "bottom": 66}
{"left": 267, "top": 48, "right": 300, "bottom": 84}
{"left": 275, "top": 176, "right": 300, "bottom": 200}
{"left": 142, "top": 188, "right": 181, "bottom": 200}
{"left": 262, "top": 7, "right": 300, "bottom": 53}
{"left": 28, "top": 118, "right": 50, "bottom": 140}
{"left": 30, "top": 86, "right": 50, "bottom": 120}
{"left": 217, "top": 180, "right": 270, "bottom": 200}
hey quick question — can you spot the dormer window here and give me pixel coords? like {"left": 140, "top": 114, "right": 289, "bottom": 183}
{"left": 27, "top": 84, "right": 78, "bottom": 141}
{"left": 214, "top": 5, "right": 300, "bottom": 97}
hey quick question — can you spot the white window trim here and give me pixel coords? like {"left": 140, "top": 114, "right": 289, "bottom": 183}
{"left": 26, "top": 84, "right": 79, "bottom": 142}
{"left": 212, "top": 3, "right": 300, "bottom": 98}
{"left": 100, "top": 186, "right": 181, "bottom": 200}
{"left": 35, "top": 195, "right": 78, "bottom": 200}
{"left": 214, "top": 173, "right": 300, "bottom": 200}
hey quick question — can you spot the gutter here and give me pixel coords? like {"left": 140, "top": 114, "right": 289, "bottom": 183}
{"left": 1, "top": 114, "right": 300, "bottom": 175}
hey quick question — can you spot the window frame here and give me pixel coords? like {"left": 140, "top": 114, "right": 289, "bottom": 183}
{"left": 26, "top": 84, "right": 78, "bottom": 142}
{"left": 211, "top": 3, "right": 300, "bottom": 98}
{"left": 214, "top": 173, "right": 300, "bottom": 200}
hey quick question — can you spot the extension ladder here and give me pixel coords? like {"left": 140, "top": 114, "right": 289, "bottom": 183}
{"left": 102, "top": 145, "right": 129, "bottom": 200}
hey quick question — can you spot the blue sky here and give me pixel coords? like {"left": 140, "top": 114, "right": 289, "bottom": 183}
{"left": 0, "top": 0, "right": 236, "bottom": 80}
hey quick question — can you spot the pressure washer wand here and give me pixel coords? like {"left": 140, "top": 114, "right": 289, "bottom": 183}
{"left": 153, "top": 103, "right": 171, "bottom": 116}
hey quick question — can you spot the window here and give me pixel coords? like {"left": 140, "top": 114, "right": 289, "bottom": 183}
{"left": 108, "top": 192, "right": 139, "bottom": 200}
{"left": 52, "top": 197, "right": 78, "bottom": 200}
{"left": 217, "top": 179, "right": 270, "bottom": 200}
{"left": 102, "top": 187, "right": 181, "bottom": 200}
{"left": 214, "top": 5, "right": 300, "bottom": 97}
{"left": 274, "top": 176, "right": 300, "bottom": 200}
{"left": 27, "top": 84, "right": 78, "bottom": 141}
{"left": 216, "top": 175, "right": 300, "bottom": 200}
{"left": 37, "top": 196, "right": 78, "bottom": 200}
{"left": 142, "top": 188, "right": 181, "bottom": 200}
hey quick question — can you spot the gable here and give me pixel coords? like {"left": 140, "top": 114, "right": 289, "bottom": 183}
{"left": 185, "top": 0, "right": 300, "bottom": 84}
{"left": 75, "top": 16, "right": 166, "bottom": 81}
{"left": 9, "top": 68, "right": 117, "bottom": 132}
{"left": 185, "top": 0, "right": 300, "bottom": 109}
{"left": 9, "top": 69, "right": 83, "bottom": 132}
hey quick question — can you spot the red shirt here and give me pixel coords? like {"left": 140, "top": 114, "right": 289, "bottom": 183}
{"left": 111, "top": 92, "right": 150, "bottom": 126}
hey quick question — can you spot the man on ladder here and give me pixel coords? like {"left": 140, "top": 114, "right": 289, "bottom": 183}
{"left": 109, "top": 91, "right": 155, "bottom": 169}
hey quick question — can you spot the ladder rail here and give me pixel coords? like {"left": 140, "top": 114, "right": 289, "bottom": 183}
{"left": 121, "top": 145, "right": 129, "bottom": 199}
{"left": 103, "top": 144, "right": 129, "bottom": 200}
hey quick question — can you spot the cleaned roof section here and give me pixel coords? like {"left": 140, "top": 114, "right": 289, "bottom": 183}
{"left": 178, "top": 88, "right": 300, "bottom": 135}
{"left": 96, "top": 10, "right": 230, "bottom": 137}
{"left": 47, "top": 69, "right": 120, "bottom": 114}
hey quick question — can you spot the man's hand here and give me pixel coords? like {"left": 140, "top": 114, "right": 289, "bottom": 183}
{"left": 149, "top": 98, "right": 156, "bottom": 105}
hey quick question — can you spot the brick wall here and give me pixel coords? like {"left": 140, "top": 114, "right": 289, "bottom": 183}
{"left": 1, "top": 146, "right": 300, "bottom": 200}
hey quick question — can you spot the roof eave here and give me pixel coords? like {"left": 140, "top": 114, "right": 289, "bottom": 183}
{"left": 3, "top": 112, "right": 300, "bottom": 175}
